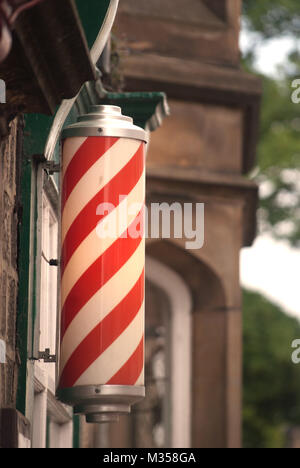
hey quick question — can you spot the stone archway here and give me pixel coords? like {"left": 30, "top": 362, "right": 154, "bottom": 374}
{"left": 147, "top": 240, "right": 239, "bottom": 448}
{"left": 146, "top": 255, "right": 192, "bottom": 448}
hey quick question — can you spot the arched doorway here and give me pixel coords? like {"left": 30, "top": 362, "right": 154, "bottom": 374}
{"left": 130, "top": 256, "right": 192, "bottom": 448}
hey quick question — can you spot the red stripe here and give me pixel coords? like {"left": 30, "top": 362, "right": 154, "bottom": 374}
{"left": 106, "top": 337, "right": 144, "bottom": 386}
{"left": 61, "top": 143, "right": 144, "bottom": 274}
{"left": 61, "top": 207, "right": 144, "bottom": 338}
{"left": 59, "top": 270, "right": 144, "bottom": 388}
{"left": 62, "top": 136, "right": 119, "bottom": 210}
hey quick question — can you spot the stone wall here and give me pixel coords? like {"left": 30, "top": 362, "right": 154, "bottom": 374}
{"left": 0, "top": 118, "right": 20, "bottom": 409}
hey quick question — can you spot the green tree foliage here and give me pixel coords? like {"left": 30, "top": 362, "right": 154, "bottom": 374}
{"left": 241, "top": 1, "right": 300, "bottom": 449}
{"left": 242, "top": 1, "right": 300, "bottom": 246}
{"left": 243, "top": 289, "right": 300, "bottom": 448}
{"left": 243, "top": 0, "right": 300, "bottom": 38}
{"left": 255, "top": 67, "right": 300, "bottom": 246}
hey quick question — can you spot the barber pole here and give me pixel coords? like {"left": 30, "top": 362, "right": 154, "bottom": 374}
{"left": 56, "top": 105, "right": 147, "bottom": 423}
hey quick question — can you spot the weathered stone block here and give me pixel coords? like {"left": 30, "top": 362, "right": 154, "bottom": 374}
{"left": 0, "top": 271, "right": 7, "bottom": 339}
{"left": 2, "top": 191, "right": 12, "bottom": 264}
{"left": 7, "top": 277, "right": 16, "bottom": 350}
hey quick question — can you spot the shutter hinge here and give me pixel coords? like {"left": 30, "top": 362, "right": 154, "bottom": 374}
{"left": 31, "top": 155, "right": 61, "bottom": 174}
{"left": 38, "top": 349, "right": 56, "bottom": 363}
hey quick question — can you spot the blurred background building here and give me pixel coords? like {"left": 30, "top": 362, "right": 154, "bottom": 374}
{"left": 0, "top": 0, "right": 299, "bottom": 450}
{"left": 99, "top": 0, "right": 261, "bottom": 449}
{"left": 0, "top": 0, "right": 261, "bottom": 449}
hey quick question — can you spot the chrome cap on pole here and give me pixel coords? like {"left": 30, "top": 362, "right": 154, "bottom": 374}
{"left": 62, "top": 105, "right": 148, "bottom": 142}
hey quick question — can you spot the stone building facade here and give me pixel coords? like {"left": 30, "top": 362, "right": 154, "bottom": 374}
{"left": 0, "top": 0, "right": 261, "bottom": 449}
{"left": 97, "top": 0, "right": 261, "bottom": 448}
{"left": 0, "top": 118, "right": 20, "bottom": 411}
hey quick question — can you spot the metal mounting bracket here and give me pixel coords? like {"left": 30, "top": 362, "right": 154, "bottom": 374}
{"left": 31, "top": 154, "right": 61, "bottom": 174}
{"left": 45, "top": 161, "right": 61, "bottom": 175}
{"left": 38, "top": 348, "right": 56, "bottom": 363}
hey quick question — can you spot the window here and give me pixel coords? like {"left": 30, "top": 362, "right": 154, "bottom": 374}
{"left": 31, "top": 169, "right": 73, "bottom": 448}
{"left": 131, "top": 283, "right": 171, "bottom": 448}
{"left": 141, "top": 256, "right": 192, "bottom": 448}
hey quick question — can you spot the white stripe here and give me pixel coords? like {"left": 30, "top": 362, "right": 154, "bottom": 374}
{"left": 61, "top": 171, "right": 145, "bottom": 306}
{"left": 135, "top": 367, "right": 144, "bottom": 386}
{"left": 62, "top": 138, "right": 141, "bottom": 244}
{"left": 74, "top": 303, "right": 144, "bottom": 386}
{"left": 62, "top": 137, "right": 87, "bottom": 177}
{"left": 60, "top": 239, "right": 145, "bottom": 374}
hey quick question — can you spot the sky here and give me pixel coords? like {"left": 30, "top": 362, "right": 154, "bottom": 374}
{"left": 239, "top": 30, "right": 300, "bottom": 320}
{"left": 240, "top": 28, "right": 296, "bottom": 76}
{"left": 241, "top": 236, "right": 300, "bottom": 319}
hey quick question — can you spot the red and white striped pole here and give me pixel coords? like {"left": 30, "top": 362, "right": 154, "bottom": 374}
{"left": 56, "top": 105, "right": 147, "bottom": 423}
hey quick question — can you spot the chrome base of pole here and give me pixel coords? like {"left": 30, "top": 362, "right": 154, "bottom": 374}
{"left": 56, "top": 385, "right": 145, "bottom": 424}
